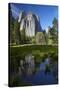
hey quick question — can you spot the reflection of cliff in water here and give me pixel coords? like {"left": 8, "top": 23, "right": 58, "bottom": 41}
{"left": 12, "top": 54, "right": 58, "bottom": 86}
{"left": 19, "top": 54, "right": 35, "bottom": 75}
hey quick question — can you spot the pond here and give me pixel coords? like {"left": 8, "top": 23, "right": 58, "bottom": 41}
{"left": 12, "top": 54, "right": 58, "bottom": 86}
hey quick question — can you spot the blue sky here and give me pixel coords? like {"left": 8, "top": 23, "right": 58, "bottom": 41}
{"left": 10, "top": 3, "right": 58, "bottom": 30}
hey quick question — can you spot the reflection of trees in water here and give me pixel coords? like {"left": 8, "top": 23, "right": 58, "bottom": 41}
{"left": 50, "top": 61, "right": 58, "bottom": 82}
{"left": 18, "top": 54, "right": 58, "bottom": 78}
{"left": 10, "top": 53, "right": 58, "bottom": 86}
{"left": 49, "top": 53, "right": 58, "bottom": 81}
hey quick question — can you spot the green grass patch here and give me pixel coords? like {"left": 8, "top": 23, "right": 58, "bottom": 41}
{"left": 10, "top": 45, "right": 58, "bottom": 57}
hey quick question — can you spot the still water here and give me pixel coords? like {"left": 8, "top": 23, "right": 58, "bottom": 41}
{"left": 13, "top": 54, "right": 58, "bottom": 86}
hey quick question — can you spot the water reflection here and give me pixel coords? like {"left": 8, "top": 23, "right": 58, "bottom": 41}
{"left": 19, "top": 54, "right": 35, "bottom": 75}
{"left": 13, "top": 53, "right": 58, "bottom": 86}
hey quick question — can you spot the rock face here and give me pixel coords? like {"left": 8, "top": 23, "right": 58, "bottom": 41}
{"left": 18, "top": 11, "right": 42, "bottom": 37}
{"left": 25, "top": 12, "right": 35, "bottom": 37}
{"left": 36, "top": 32, "right": 46, "bottom": 45}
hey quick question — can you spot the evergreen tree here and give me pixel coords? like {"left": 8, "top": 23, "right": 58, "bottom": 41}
{"left": 14, "top": 19, "right": 21, "bottom": 45}
{"left": 48, "top": 18, "right": 58, "bottom": 45}
{"left": 9, "top": 4, "right": 14, "bottom": 44}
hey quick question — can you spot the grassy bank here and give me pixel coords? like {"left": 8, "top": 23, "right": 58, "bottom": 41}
{"left": 10, "top": 44, "right": 58, "bottom": 57}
